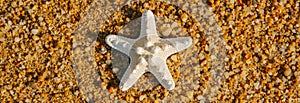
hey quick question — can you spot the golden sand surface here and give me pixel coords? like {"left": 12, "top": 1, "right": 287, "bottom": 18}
{"left": 0, "top": 0, "right": 299, "bottom": 102}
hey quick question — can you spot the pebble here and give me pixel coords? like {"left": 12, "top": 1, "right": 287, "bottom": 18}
{"left": 284, "top": 68, "right": 291, "bottom": 77}
{"left": 31, "top": 29, "right": 39, "bottom": 35}
{"left": 8, "top": 20, "right": 12, "bottom": 26}
{"left": 100, "top": 47, "right": 107, "bottom": 54}
{"left": 14, "top": 37, "right": 21, "bottom": 42}
{"left": 32, "top": 35, "right": 39, "bottom": 41}
{"left": 139, "top": 95, "right": 146, "bottom": 101}
{"left": 38, "top": 17, "right": 44, "bottom": 21}
{"left": 170, "top": 55, "right": 178, "bottom": 62}
{"left": 0, "top": 38, "right": 4, "bottom": 42}
{"left": 58, "top": 84, "right": 63, "bottom": 90}
{"left": 186, "top": 91, "right": 194, "bottom": 100}
{"left": 161, "top": 26, "right": 171, "bottom": 37}
{"left": 112, "top": 68, "right": 119, "bottom": 73}
{"left": 181, "top": 13, "right": 188, "bottom": 22}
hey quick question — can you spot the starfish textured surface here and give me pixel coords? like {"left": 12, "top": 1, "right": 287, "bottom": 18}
{"left": 105, "top": 10, "right": 192, "bottom": 91}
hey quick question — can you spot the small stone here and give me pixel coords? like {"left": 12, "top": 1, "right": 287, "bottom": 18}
{"left": 67, "top": 23, "right": 71, "bottom": 28}
{"left": 69, "top": 82, "right": 73, "bottom": 86}
{"left": 8, "top": 20, "right": 12, "bottom": 26}
{"left": 100, "top": 47, "right": 107, "bottom": 54}
{"left": 38, "top": 17, "right": 44, "bottom": 21}
{"left": 31, "top": 29, "right": 39, "bottom": 35}
{"left": 171, "top": 55, "right": 177, "bottom": 62}
{"left": 11, "top": 1, "right": 17, "bottom": 7}
{"left": 197, "top": 95, "right": 204, "bottom": 100}
{"left": 139, "top": 95, "right": 146, "bottom": 101}
{"left": 186, "top": 91, "right": 194, "bottom": 100}
{"left": 254, "top": 82, "right": 260, "bottom": 89}
{"left": 161, "top": 26, "right": 171, "bottom": 37}
{"left": 74, "top": 91, "right": 79, "bottom": 96}
{"left": 14, "top": 37, "right": 21, "bottom": 42}
{"left": 25, "top": 99, "right": 31, "bottom": 102}
{"left": 58, "top": 83, "right": 63, "bottom": 90}
{"left": 106, "top": 60, "right": 111, "bottom": 64}
{"left": 181, "top": 13, "right": 188, "bottom": 22}
{"left": 112, "top": 68, "right": 119, "bottom": 73}
{"left": 284, "top": 68, "right": 291, "bottom": 77}
{"left": 0, "top": 38, "right": 4, "bottom": 42}
{"left": 32, "top": 35, "right": 39, "bottom": 41}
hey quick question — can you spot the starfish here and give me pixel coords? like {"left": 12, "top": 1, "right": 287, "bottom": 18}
{"left": 105, "top": 10, "right": 192, "bottom": 91}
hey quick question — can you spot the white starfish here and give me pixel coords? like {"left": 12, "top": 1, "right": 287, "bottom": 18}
{"left": 105, "top": 10, "right": 192, "bottom": 91}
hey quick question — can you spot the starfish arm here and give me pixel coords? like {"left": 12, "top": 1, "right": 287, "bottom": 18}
{"left": 165, "top": 37, "right": 193, "bottom": 53}
{"left": 105, "top": 35, "right": 135, "bottom": 56}
{"left": 148, "top": 57, "right": 175, "bottom": 90}
{"left": 119, "top": 59, "right": 147, "bottom": 91}
{"left": 139, "top": 10, "right": 158, "bottom": 38}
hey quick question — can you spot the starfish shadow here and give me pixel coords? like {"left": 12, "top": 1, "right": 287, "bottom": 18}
{"left": 94, "top": 1, "right": 207, "bottom": 100}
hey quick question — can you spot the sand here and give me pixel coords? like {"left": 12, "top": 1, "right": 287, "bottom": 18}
{"left": 0, "top": 0, "right": 299, "bottom": 102}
